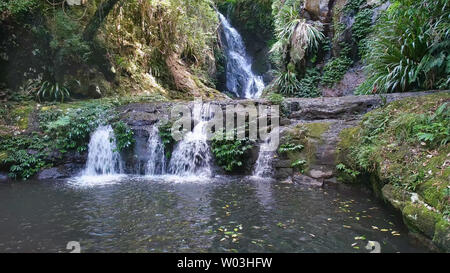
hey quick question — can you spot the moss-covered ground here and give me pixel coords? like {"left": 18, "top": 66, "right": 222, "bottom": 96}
{"left": 336, "top": 92, "right": 450, "bottom": 251}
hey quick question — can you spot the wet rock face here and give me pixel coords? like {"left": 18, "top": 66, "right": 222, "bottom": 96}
{"left": 121, "top": 128, "right": 151, "bottom": 175}
{"left": 304, "top": 0, "right": 333, "bottom": 21}
{"left": 37, "top": 164, "right": 84, "bottom": 180}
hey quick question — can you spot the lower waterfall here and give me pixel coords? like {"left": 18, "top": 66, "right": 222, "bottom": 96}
{"left": 167, "top": 103, "right": 213, "bottom": 177}
{"left": 253, "top": 138, "right": 275, "bottom": 178}
{"left": 82, "top": 125, "right": 123, "bottom": 176}
{"left": 145, "top": 126, "right": 167, "bottom": 176}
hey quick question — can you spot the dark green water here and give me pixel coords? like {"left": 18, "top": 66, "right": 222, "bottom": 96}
{"left": 0, "top": 175, "right": 427, "bottom": 253}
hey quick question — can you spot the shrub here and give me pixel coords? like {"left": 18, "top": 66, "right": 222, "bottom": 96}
{"left": 34, "top": 81, "right": 71, "bottom": 103}
{"left": 296, "top": 68, "right": 321, "bottom": 98}
{"left": 41, "top": 102, "right": 113, "bottom": 153}
{"left": 113, "top": 121, "right": 135, "bottom": 152}
{"left": 211, "top": 130, "right": 254, "bottom": 172}
{"left": 413, "top": 103, "right": 449, "bottom": 147}
{"left": 291, "top": 159, "right": 306, "bottom": 172}
{"left": 158, "top": 121, "right": 176, "bottom": 159}
{"left": 270, "top": 0, "right": 323, "bottom": 68}
{"left": 352, "top": 8, "right": 374, "bottom": 57}
{"left": 321, "top": 57, "right": 353, "bottom": 88}
{"left": 0, "top": 134, "right": 49, "bottom": 179}
{"left": 278, "top": 143, "right": 304, "bottom": 154}
{"left": 359, "top": 0, "right": 450, "bottom": 94}
{"left": 274, "top": 70, "right": 302, "bottom": 95}
{"left": 0, "top": 0, "right": 37, "bottom": 18}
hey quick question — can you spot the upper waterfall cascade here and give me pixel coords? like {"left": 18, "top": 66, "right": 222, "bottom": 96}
{"left": 218, "top": 12, "right": 265, "bottom": 99}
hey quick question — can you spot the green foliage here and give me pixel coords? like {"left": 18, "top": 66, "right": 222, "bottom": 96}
{"left": 413, "top": 103, "right": 449, "bottom": 147}
{"left": 215, "top": 0, "right": 274, "bottom": 36}
{"left": 274, "top": 70, "right": 302, "bottom": 95}
{"left": 266, "top": 92, "right": 289, "bottom": 117}
{"left": 359, "top": 0, "right": 450, "bottom": 94}
{"left": 278, "top": 143, "right": 304, "bottom": 154}
{"left": 343, "top": 0, "right": 366, "bottom": 15}
{"left": 321, "top": 56, "right": 353, "bottom": 87}
{"left": 49, "top": 11, "right": 92, "bottom": 65}
{"left": 296, "top": 68, "right": 321, "bottom": 98}
{"left": 291, "top": 159, "right": 306, "bottom": 172}
{"left": 0, "top": 0, "right": 37, "bottom": 17}
{"left": 0, "top": 134, "right": 49, "bottom": 179}
{"left": 270, "top": 0, "right": 323, "bottom": 68}
{"left": 112, "top": 121, "right": 135, "bottom": 152}
{"left": 105, "top": 0, "right": 218, "bottom": 88}
{"left": 338, "top": 93, "right": 450, "bottom": 192}
{"left": 41, "top": 102, "right": 113, "bottom": 153}
{"left": 34, "top": 80, "right": 71, "bottom": 103}
{"left": 336, "top": 163, "right": 360, "bottom": 178}
{"left": 158, "top": 121, "right": 175, "bottom": 160}
{"left": 211, "top": 130, "right": 253, "bottom": 172}
{"left": 267, "top": 92, "right": 284, "bottom": 105}
{"left": 352, "top": 8, "right": 374, "bottom": 57}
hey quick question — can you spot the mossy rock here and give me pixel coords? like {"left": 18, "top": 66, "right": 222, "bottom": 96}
{"left": 10, "top": 104, "right": 34, "bottom": 130}
{"left": 402, "top": 202, "right": 441, "bottom": 239}
{"left": 303, "top": 122, "right": 330, "bottom": 140}
{"left": 418, "top": 178, "right": 449, "bottom": 212}
{"left": 381, "top": 184, "right": 410, "bottom": 211}
{"left": 281, "top": 122, "right": 331, "bottom": 172}
{"left": 433, "top": 219, "right": 450, "bottom": 252}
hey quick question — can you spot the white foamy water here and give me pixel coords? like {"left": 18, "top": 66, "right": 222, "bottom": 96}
{"left": 168, "top": 103, "right": 213, "bottom": 177}
{"left": 252, "top": 132, "right": 277, "bottom": 178}
{"left": 71, "top": 125, "right": 124, "bottom": 186}
{"left": 218, "top": 12, "right": 265, "bottom": 99}
{"left": 145, "top": 126, "right": 166, "bottom": 175}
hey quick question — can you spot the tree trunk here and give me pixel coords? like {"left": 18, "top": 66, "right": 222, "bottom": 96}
{"left": 82, "top": 0, "right": 120, "bottom": 41}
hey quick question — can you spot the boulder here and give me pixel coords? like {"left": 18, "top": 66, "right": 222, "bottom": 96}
{"left": 293, "top": 174, "right": 323, "bottom": 187}
{"left": 308, "top": 169, "right": 333, "bottom": 179}
{"left": 274, "top": 168, "right": 293, "bottom": 179}
{"left": 37, "top": 164, "right": 83, "bottom": 180}
{"left": 304, "top": 0, "right": 332, "bottom": 21}
{"left": 0, "top": 172, "right": 8, "bottom": 181}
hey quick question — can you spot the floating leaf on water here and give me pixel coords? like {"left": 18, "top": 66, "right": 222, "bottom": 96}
{"left": 343, "top": 225, "right": 352, "bottom": 229}
{"left": 380, "top": 229, "right": 389, "bottom": 232}
{"left": 354, "top": 236, "right": 366, "bottom": 240}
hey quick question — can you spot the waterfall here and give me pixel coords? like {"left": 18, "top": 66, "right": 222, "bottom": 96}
{"left": 145, "top": 126, "right": 166, "bottom": 176}
{"left": 253, "top": 127, "right": 279, "bottom": 178}
{"left": 218, "top": 12, "right": 265, "bottom": 99}
{"left": 253, "top": 139, "right": 275, "bottom": 178}
{"left": 82, "top": 125, "right": 123, "bottom": 176}
{"left": 168, "top": 103, "right": 213, "bottom": 177}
